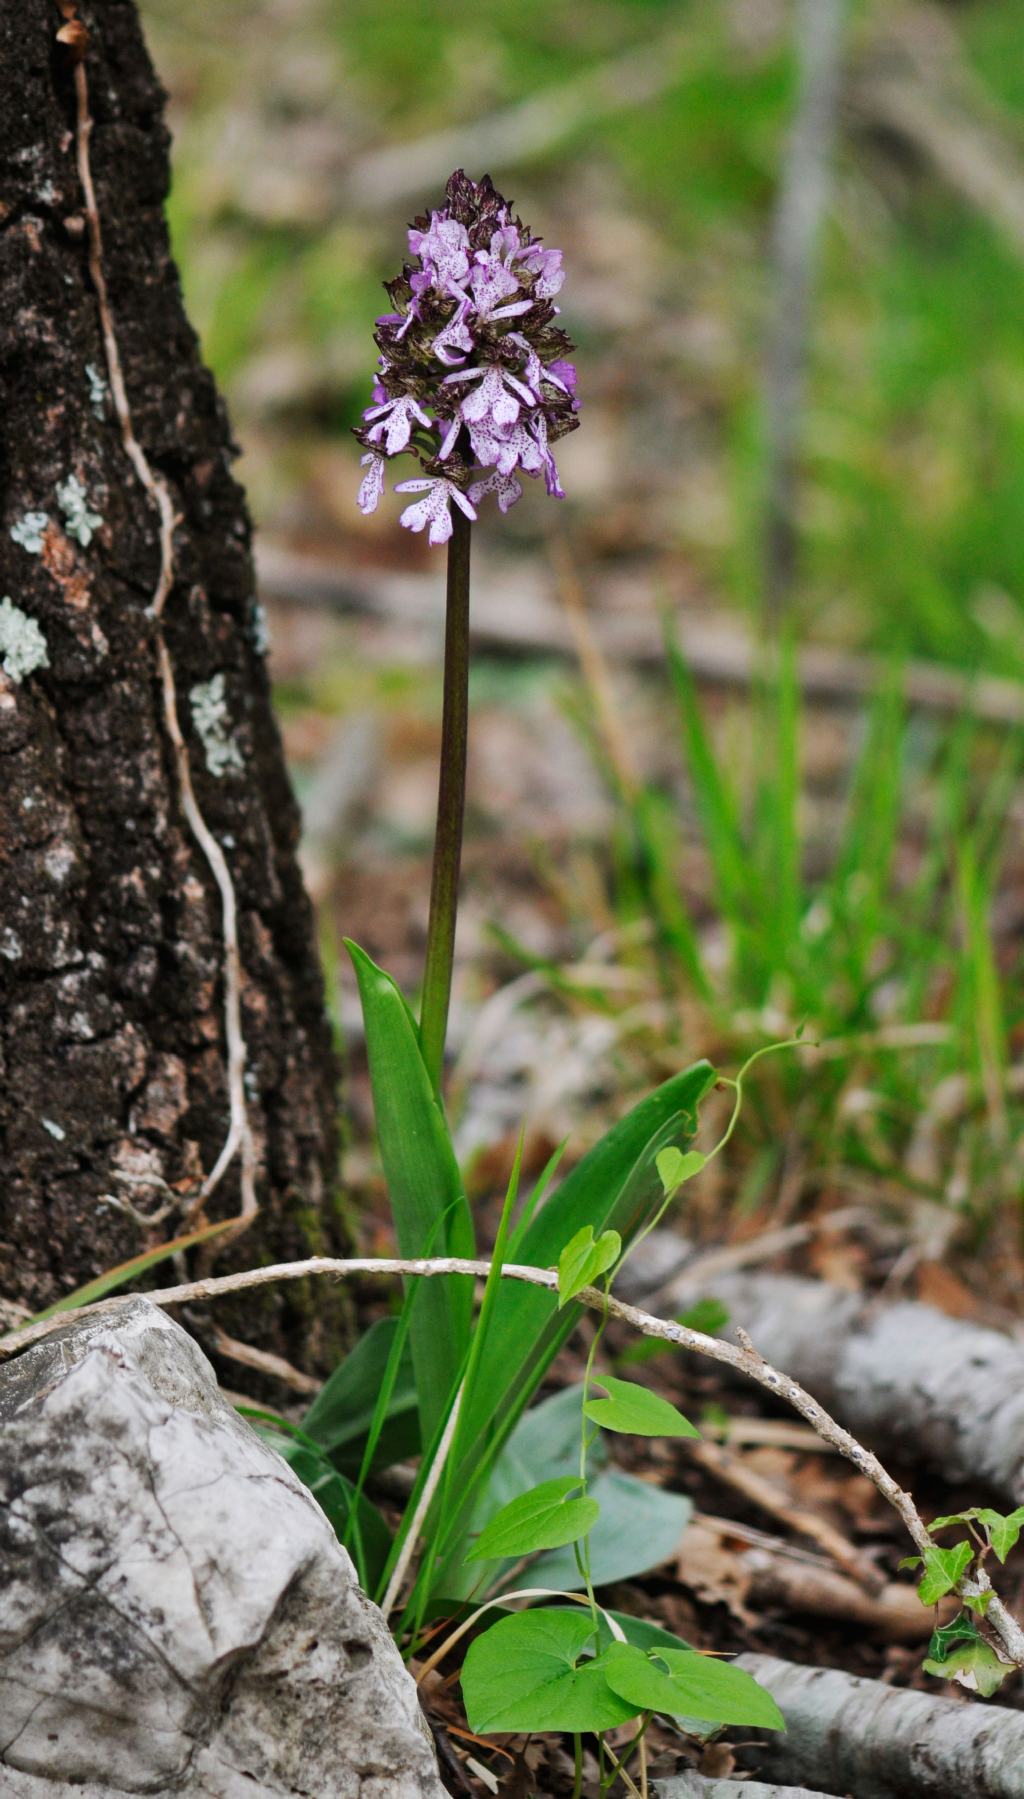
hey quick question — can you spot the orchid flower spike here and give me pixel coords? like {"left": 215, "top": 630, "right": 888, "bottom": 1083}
{"left": 354, "top": 170, "right": 579, "bottom": 542}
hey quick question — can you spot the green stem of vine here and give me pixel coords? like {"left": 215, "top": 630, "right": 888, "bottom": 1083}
{"left": 571, "top": 1733, "right": 584, "bottom": 1799}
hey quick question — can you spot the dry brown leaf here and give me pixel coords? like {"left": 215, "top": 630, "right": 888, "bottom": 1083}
{"left": 676, "top": 1519, "right": 757, "bottom": 1627}
{"left": 914, "top": 1258, "right": 978, "bottom": 1318}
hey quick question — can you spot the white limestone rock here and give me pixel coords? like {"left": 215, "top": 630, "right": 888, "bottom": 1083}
{"left": 0, "top": 1298, "right": 444, "bottom": 1798}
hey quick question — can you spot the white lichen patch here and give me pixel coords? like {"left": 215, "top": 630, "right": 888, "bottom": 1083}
{"left": 56, "top": 474, "right": 102, "bottom": 547}
{"left": 10, "top": 511, "right": 50, "bottom": 554}
{"left": 0, "top": 596, "right": 50, "bottom": 684}
{"left": 0, "top": 928, "right": 22, "bottom": 961}
{"left": 85, "top": 362, "right": 108, "bottom": 417}
{"left": 190, "top": 673, "right": 244, "bottom": 777}
{"left": 249, "top": 600, "right": 270, "bottom": 656}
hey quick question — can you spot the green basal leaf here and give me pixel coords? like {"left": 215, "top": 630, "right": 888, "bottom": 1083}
{"left": 301, "top": 1315, "right": 419, "bottom": 1473}
{"left": 346, "top": 941, "right": 474, "bottom": 1449}
{"left": 557, "top": 1225, "right": 620, "bottom": 1308}
{"left": 537, "top": 1608, "right": 694, "bottom": 1656}
{"left": 584, "top": 1372, "right": 700, "bottom": 1439}
{"left": 461, "top": 1609, "right": 638, "bottom": 1735}
{"left": 655, "top": 1146, "right": 706, "bottom": 1195}
{"left": 467, "top": 1477, "right": 600, "bottom": 1562}
{"left": 434, "top": 1063, "right": 716, "bottom": 1593}
{"left": 917, "top": 1540, "right": 974, "bottom": 1606}
{"left": 603, "top": 1642, "right": 785, "bottom": 1730}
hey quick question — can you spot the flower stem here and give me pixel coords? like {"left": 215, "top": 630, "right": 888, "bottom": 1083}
{"left": 420, "top": 504, "right": 472, "bottom": 1092}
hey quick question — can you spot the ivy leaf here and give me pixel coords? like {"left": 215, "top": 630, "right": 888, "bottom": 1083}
{"left": 917, "top": 1541, "right": 974, "bottom": 1606}
{"left": 584, "top": 1373, "right": 700, "bottom": 1439}
{"left": 466, "top": 1478, "right": 600, "bottom": 1562}
{"left": 557, "top": 1226, "right": 621, "bottom": 1309}
{"left": 602, "top": 1642, "right": 785, "bottom": 1730}
{"left": 978, "top": 1507, "right": 1024, "bottom": 1564}
{"left": 655, "top": 1146, "right": 706, "bottom": 1195}
{"left": 461, "top": 1609, "right": 638, "bottom": 1734}
{"left": 923, "top": 1640, "right": 1014, "bottom": 1697}
{"left": 961, "top": 1587, "right": 994, "bottom": 1616}
{"left": 928, "top": 1613, "right": 983, "bottom": 1662}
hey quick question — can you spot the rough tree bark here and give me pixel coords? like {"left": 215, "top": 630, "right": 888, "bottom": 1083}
{"left": 0, "top": 0, "right": 343, "bottom": 1361}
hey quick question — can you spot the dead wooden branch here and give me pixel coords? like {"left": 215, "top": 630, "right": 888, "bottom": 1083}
{"left": 688, "top": 1436, "right": 879, "bottom": 1589}
{"left": 342, "top": 31, "right": 688, "bottom": 211}
{"left": 733, "top": 1653, "right": 1024, "bottom": 1798}
{"left": 678, "top": 1515, "right": 943, "bottom": 1643}
{"left": 659, "top": 1774, "right": 850, "bottom": 1798}
{"left": 256, "top": 542, "right": 1024, "bottom": 728}
{"left": 653, "top": 1266, "right": 1024, "bottom": 1507}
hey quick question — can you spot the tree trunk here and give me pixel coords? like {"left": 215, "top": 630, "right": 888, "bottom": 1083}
{"left": 0, "top": 0, "right": 343, "bottom": 1364}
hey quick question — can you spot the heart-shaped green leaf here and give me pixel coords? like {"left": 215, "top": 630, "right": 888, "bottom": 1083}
{"left": 602, "top": 1641, "right": 785, "bottom": 1729}
{"left": 467, "top": 1477, "right": 600, "bottom": 1562}
{"left": 523, "top": 1471, "right": 692, "bottom": 1592}
{"left": 655, "top": 1146, "right": 706, "bottom": 1194}
{"left": 557, "top": 1226, "right": 621, "bottom": 1308}
{"left": 584, "top": 1373, "right": 700, "bottom": 1439}
{"left": 461, "top": 1609, "right": 638, "bottom": 1735}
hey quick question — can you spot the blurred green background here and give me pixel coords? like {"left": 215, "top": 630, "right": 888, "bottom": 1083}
{"left": 147, "top": 0, "right": 1024, "bottom": 670}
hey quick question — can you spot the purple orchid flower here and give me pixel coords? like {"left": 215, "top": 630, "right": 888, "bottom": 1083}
{"left": 468, "top": 468, "right": 523, "bottom": 513}
{"left": 394, "top": 476, "right": 478, "bottom": 546}
{"left": 363, "top": 391, "right": 433, "bottom": 456}
{"left": 438, "top": 364, "right": 536, "bottom": 454}
{"left": 358, "top": 452, "right": 386, "bottom": 515}
{"left": 353, "top": 170, "right": 578, "bottom": 543}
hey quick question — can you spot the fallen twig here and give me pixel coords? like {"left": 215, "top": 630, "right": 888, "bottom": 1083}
{"left": 256, "top": 542, "right": 1024, "bottom": 728}
{"left": 5, "top": 1256, "right": 1022, "bottom": 1667}
{"left": 688, "top": 1436, "right": 879, "bottom": 1590}
{"left": 660, "top": 1774, "right": 849, "bottom": 1797}
{"left": 850, "top": 6, "right": 1024, "bottom": 261}
{"left": 341, "top": 30, "right": 688, "bottom": 211}
{"left": 679, "top": 1516, "right": 944, "bottom": 1644}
